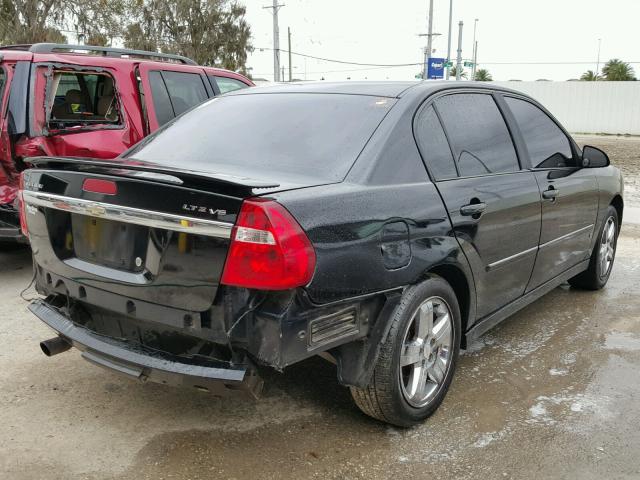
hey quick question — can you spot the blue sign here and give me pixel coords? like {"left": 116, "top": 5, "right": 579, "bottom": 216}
{"left": 427, "top": 57, "right": 445, "bottom": 80}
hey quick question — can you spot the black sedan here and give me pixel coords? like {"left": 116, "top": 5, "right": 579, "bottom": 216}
{"left": 20, "top": 81, "right": 623, "bottom": 427}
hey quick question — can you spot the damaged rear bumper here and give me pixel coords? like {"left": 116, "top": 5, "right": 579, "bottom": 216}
{"left": 29, "top": 300, "right": 263, "bottom": 397}
{"left": 0, "top": 209, "right": 26, "bottom": 243}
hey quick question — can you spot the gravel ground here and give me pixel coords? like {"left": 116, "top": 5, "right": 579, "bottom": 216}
{"left": 0, "top": 135, "right": 639, "bottom": 480}
{"left": 574, "top": 134, "right": 640, "bottom": 222}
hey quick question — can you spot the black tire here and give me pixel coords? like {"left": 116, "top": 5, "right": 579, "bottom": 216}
{"left": 569, "top": 205, "right": 619, "bottom": 290}
{"left": 350, "top": 276, "right": 461, "bottom": 427}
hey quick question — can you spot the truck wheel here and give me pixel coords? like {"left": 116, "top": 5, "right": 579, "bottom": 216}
{"left": 569, "top": 206, "right": 619, "bottom": 290}
{"left": 350, "top": 276, "right": 461, "bottom": 427}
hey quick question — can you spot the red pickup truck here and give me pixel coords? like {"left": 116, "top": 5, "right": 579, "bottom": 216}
{"left": 0, "top": 43, "right": 253, "bottom": 241}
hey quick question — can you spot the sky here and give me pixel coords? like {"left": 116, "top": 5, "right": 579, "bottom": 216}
{"left": 244, "top": 0, "right": 640, "bottom": 82}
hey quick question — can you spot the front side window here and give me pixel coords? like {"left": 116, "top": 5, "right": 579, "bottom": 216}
{"left": 414, "top": 105, "right": 457, "bottom": 180}
{"left": 160, "top": 71, "right": 208, "bottom": 116}
{"left": 0, "top": 67, "right": 6, "bottom": 99}
{"left": 435, "top": 93, "right": 519, "bottom": 176}
{"left": 148, "top": 71, "right": 174, "bottom": 127}
{"left": 48, "top": 71, "right": 121, "bottom": 128}
{"left": 212, "top": 76, "right": 249, "bottom": 94}
{"left": 505, "top": 97, "right": 574, "bottom": 168}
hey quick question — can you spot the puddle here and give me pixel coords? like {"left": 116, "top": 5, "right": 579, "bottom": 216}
{"left": 625, "top": 206, "right": 640, "bottom": 225}
{"left": 527, "top": 391, "right": 612, "bottom": 427}
{"left": 605, "top": 331, "right": 640, "bottom": 351}
{"left": 122, "top": 419, "right": 392, "bottom": 480}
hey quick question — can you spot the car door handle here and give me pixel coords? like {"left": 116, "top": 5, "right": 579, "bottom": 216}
{"left": 460, "top": 202, "right": 487, "bottom": 216}
{"left": 542, "top": 188, "right": 559, "bottom": 200}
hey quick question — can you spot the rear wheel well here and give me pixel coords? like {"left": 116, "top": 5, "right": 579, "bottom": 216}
{"left": 611, "top": 195, "right": 623, "bottom": 229}
{"left": 427, "top": 264, "right": 471, "bottom": 348}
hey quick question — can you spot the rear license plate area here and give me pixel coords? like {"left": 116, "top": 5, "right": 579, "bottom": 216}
{"left": 71, "top": 214, "right": 148, "bottom": 272}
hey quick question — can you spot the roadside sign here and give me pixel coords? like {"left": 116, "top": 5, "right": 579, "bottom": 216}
{"left": 464, "top": 61, "right": 474, "bottom": 67}
{"left": 427, "top": 57, "right": 445, "bottom": 80}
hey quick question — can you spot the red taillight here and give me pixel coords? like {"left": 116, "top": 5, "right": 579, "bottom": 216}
{"left": 18, "top": 171, "right": 28, "bottom": 238}
{"left": 221, "top": 198, "right": 316, "bottom": 290}
{"left": 83, "top": 178, "right": 117, "bottom": 195}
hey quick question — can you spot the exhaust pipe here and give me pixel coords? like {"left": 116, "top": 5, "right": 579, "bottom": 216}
{"left": 40, "top": 337, "right": 71, "bottom": 357}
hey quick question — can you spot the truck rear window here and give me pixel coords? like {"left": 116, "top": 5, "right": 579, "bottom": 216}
{"left": 125, "top": 93, "right": 396, "bottom": 182}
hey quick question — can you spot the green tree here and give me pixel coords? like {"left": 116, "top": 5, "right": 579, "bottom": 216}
{"left": 449, "top": 65, "right": 467, "bottom": 79}
{"left": 124, "top": 0, "right": 252, "bottom": 72}
{"left": 0, "top": 0, "right": 128, "bottom": 46}
{"left": 580, "top": 70, "right": 601, "bottom": 81}
{"left": 474, "top": 68, "right": 492, "bottom": 81}
{"left": 602, "top": 59, "right": 636, "bottom": 81}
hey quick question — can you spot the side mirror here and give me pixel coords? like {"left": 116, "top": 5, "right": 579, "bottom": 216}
{"left": 582, "top": 145, "right": 610, "bottom": 168}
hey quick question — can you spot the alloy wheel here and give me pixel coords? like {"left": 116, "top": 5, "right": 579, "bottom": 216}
{"left": 599, "top": 216, "right": 616, "bottom": 278}
{"left": 399, "top": 296, "right": 454, "bottom": 408}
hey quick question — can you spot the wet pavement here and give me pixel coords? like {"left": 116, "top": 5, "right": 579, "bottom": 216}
{"left": 1, "top": 135, "right": 639, "bottom": 479}
{"left": 1, "top": 229, "right": 639, "bottom": 479}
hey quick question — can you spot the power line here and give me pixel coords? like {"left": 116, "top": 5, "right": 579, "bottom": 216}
{"left": 256, "top": 46, "right": 422, "bottom": 67}
{"left": 254, "top": 47, "right": 640, "bottom": 67}
{"left": 483, "top": 61, "right": 640, "bottom": 65}
{"left": 251, "top": 64, "right": 410, "bottom": 77}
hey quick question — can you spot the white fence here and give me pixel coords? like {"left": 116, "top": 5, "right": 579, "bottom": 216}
{"left": 493, "top": 81, "right": 640, "bottom": 135}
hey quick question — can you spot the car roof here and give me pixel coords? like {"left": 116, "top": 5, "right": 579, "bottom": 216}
{"left": 230, "top": 81, "right": 420, "bottom": 98}
{"left": 228, "top": 80, "right": 527, "bottom": 99}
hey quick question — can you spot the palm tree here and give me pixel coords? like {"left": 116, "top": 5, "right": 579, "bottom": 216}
{"left": 474, "top": 69, "right": 492, "bottom": 81}
{"left": 602, "top": 59, "right": 636, "bottom": 81}
{"left": 580, "top": 70, "right": 601, "bottom": 81}
{"left": 449, "top": 66, "right": 467, "bottom": 79}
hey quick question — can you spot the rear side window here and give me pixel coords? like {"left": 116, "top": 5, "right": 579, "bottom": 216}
{"left": 436, "top": 93, "right": 519, "bottom": 176}
{"left": 149, "top": 70, "right": 209, "bottom": 126}
{"left": 48, "top": 71, "right": 121, "bottom": 128}
{"left": 212, "top": 76, "right": 248, "bottom": 94}
{"left": 126, "top": 93, "right": 396, "bottom": 183}
{"left": 505, "top": 97, "right": 574, "bottom": 168}
{"left": 414, "top": 105, "right": 457, "bottom": 180}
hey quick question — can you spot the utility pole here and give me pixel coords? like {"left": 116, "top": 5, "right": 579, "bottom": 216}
{"left": 446, "top": 0, "right": 453, "bottom": 80}
{"left": 596, "top": 38, "right": 602, "bottom": 79}
{"left": 456, "top": 21, "right": 463, "bottom": 81}
{"left": 419, "top": 0, "right": 440, "bottom": 80}
{"left": 263, "top": 0, "right": 284, "bottom": 82}
{"left": 471, "top": 18, "right": 478, "bottom": 80}
{"left": 424, "top": 0, "right": 434, "bottom": 79}
{"left": 473, "top": 41, "right": 478, "bottom": 79}
{"left": 288, "top": 27, "right": 293, "bottom": 82}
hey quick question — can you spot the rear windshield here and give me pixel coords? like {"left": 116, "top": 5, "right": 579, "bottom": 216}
{"left": 125, "top": 93, "right": 396, "bottom": 182}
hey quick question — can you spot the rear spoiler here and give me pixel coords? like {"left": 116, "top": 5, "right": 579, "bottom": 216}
{"left": 26, "top": 156, "right": 280, "bottom": 190}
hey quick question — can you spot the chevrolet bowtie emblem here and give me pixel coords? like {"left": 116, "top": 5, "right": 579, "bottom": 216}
{"left": 87, "top": 204, "right": 107, "bottom": 217}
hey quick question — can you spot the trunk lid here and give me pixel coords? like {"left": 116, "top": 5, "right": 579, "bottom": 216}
{"left": 23, "top": 157, "right": 283, "bottom": 312}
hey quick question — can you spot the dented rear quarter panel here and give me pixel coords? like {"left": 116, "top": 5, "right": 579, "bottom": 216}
{"left": 271, "top": 91, "right": 477, "bottom": 328}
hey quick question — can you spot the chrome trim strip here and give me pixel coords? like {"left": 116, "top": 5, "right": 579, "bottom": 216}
{"left": 539, "top": 224, "right": 594, "bottom": 250}
{"left": 23, "top": 191, "right": 233, "bottom": 239}
{"left": 486, "top": 245, "right": 538, "bottom": 271}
